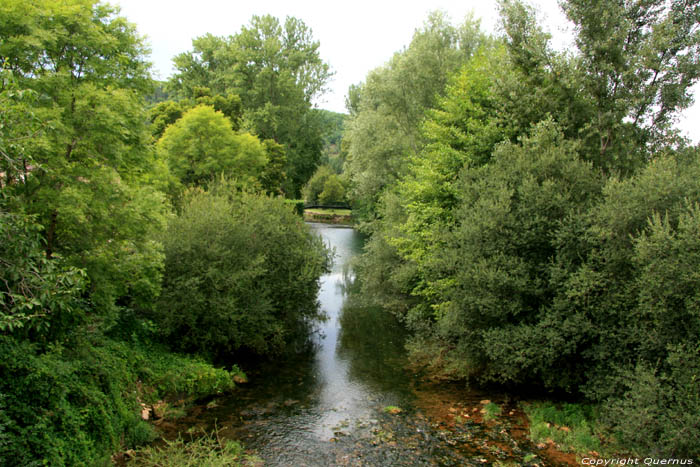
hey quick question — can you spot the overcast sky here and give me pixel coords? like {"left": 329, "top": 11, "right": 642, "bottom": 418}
{"left": 113, "top": 0, "right": 698, "bottom": 142}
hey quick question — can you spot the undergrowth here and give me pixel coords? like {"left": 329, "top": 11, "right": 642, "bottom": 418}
{"left": 0, "top": 335, "right": 244, "bottom": 466}
{"left": 129, "top": 427, "right": 260, "bottom": 467}
{"left": 524, "top": 402, "right": 606, "bottom": 457}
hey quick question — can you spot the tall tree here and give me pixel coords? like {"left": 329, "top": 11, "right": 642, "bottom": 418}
{"left": 169, "top": 15, "right": 332, "bottom": 196}
{"left": 561, "top": 0, "right": 700, "bottom": 170}
{"left": 157, "top": 105, "right": 267, "bottom": 190}
{"left": 0, "top": 0, "right": 167, "bottom": 317}
{"left": 343, "top": 12, "right": 486, "bottom": 220}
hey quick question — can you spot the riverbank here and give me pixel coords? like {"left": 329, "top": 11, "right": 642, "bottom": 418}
{"left": 303, "top": 207, "right": 353, "bottom": 225}
{"left": 126, "top": 224, "right": 591, "bottom": 466}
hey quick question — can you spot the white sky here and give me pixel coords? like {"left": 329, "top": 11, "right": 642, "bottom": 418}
{"left": 113, "top": 0, "right": 698, "bottom": 143}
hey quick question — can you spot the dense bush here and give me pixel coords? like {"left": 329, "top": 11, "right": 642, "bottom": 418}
{"left": 603, "top": 344, "right": 700, "bottom": 458}
{"left": 302, "top": 165, "right": 336, "bottom": 204}
{"left": 283, "top": 199, "right": 305, "bottom": 216}
{"left": 155, "top": 185, "right": 329, "bottom": 357}
{"left": 419, "top": 121, "right": 602, "bottom": 389}
{"left": 0, "top": 336, "right": 243, "bottom": 466}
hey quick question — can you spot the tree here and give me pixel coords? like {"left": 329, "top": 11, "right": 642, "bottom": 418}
{"left": 155, "top": 183, "right": 329, "bottom": 357}
{"left": 561, "top": 0, "right": 700, "bottom": 169}
{"left": 302, "top": 165, "right": 335, "bottom": 204}
{"left": 170, "top": 15, "right": 332, "bottom": 196}
{"left": 156, "top": 105, "right": 267, "bottom": 190}
{"left": 259, "top": 139, "right": 287, "bottom": 195}
{"left": 0, "top": 0, "right": 167, "bottom": 317}
{"left": 0, "top": 209, "right": 85, "bottom": 340}
{"left": 343, "top": 12, "right": 486, "bottom": 219}
{"left": 419, "top": 121, "right": 602, "bottom": 388}
{"left": 318, "top": 175, "right": 346, "bottom": 205}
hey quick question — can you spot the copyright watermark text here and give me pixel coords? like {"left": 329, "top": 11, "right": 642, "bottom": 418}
{"left": 581, "top": 459, "right": 694, "bottom": 466}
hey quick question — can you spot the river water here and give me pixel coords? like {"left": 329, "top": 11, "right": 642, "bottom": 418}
{"left": 179, "top": 223, "right": 568, "bottom": 466}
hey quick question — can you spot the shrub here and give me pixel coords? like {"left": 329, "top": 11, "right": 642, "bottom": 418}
{"left": 425, "top": 121, "right": 602, "bottom": 389}
{"left": 0, "top": 335, "right": 244, "bottom": 466}
{"left": 0, "top": 337, "right": 152, "bottom": 465}
{"left": 318, "top": 175, "right": 346, "bottom": 205}
{"left": 283, "top": 199, "right": 305, "bottom": 216}
{"left": 155, "top": 185, "right": 329, "bottom": 357}
{"left": 129, "top": 428, "right": 260, "bottom": 466}
{"left": 302, "top": 165, "right": 335, "bottom": 204}
{"left": 604, "top": 344, "right": 700, "bottom": 458}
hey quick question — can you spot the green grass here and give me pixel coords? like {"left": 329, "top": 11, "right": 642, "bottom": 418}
{"left": 524, "top": 402, "right": 606, "bottom": 456}
{"left": 383, "top": 405, "right": 403, "bottom": 414}
{"left": 128, "top": 428, "right": 260, "bottom": 466}
{"left": 483, "top": 402, "right": 502, "bottom": 421}
{"left": 304, "top": 208, "right": 352, "bottom": 216}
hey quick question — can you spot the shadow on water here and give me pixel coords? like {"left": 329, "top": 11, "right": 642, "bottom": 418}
{"left": 165, "top": 223, "right": 574, "bottom": 466}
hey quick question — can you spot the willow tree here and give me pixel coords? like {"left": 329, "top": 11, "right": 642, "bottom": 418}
{"left": 343, "top": 12, "right": 487, "bottom": 220}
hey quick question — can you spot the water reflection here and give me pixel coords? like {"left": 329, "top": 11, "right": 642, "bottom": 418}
{"left": 196, "top": 223, "right": 413, "bottom": 464}
{"left": 176, "top": 223, "right": 552, "bottom": 466}
{"left": 309, "top": 223, "right": 409, "bottom": 439}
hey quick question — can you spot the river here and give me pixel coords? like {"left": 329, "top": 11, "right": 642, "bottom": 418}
{"left": 173, "top": 223, "right": 570, "bottom": 466}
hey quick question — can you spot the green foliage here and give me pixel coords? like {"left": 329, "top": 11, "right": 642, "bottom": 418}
{"left": 482, "top": 402, "right": 502, "bottom": 422}
{"left": 0, "top": 210, "right": 86, "bottom": 339}
{"left": 424, "top": 121, "right": 602, "bottom": 388}
{"left": 318, "top": 175, "right": 346, "bottom": 206}
{"left": 259, "top": 139, "right": 288, "bottom": 195}
{"left": 125, "top": 345, "right": 241, "bottom": 401}
{"left": 554, "top": 151, "right": 700, "bottom": 395}
{"left": 302, "top": 165, "right": 335, "bottom": 204}
{"left": 155, "top": 183, "right": 330, "bottom": 357}
{"left": 169, "top": 15, "right": 332, "bottom": 196}
{"left": 525, "top": 402, "right": 604, "bottom": 455}
{"left": 149, "top": 100, "right": 185, "bottom": 139}
{"left": 0, "top": 0, "right": 169, "bottom": 319}
{"left": 603, "top": 344, "right": 700, "bottom": 458}
{"left": 0, "top": 335, "right": 243, "bottom": 466}
{"left": 562, "top": 0, "right": 700, "bottom": 163}
{"left": 157, "top": 105, "right": 267, "bottom": 190}
{"left": 129, "top": 428, "right": 260, "bottom": 467}
{"left": 0, "top": 68, "right": 43, "bottom": 187}
{"left": 343, "top": 12, "right": 487, "bottom": 219}
{"left": 0, "top": 337, "right": 150, "bottom": 466}
{"left": 148, "top": 92, "right": 243, "bottom": 141}
{"left": 344, "top": 5, "right": 700, "bottom": 458}
{"left": 283, "top": 199, "right": 305, "bottom": 216}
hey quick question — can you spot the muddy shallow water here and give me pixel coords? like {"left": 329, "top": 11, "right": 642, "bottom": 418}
{"left": 164, "top": 223, "right": 576, "bottom": 466}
